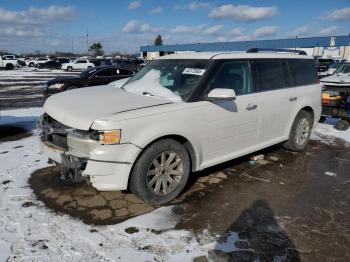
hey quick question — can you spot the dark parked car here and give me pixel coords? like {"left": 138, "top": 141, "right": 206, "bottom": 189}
{"left": 42, "top": 66, "right": 135, "bottom": 95}
{"left": 91, "top": 59, "right": 112, "bottom": 67}
{"left": 36, "top": 58, "right": 71, "bottom": 69}
{"left": 315, "top": 58, "right": 335, "bottom": 73}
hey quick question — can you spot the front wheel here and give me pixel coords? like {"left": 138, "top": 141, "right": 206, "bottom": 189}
{"left": 130, "top": 139, "right": 190, "bottom": 205}
{"left": 284, "top": 110, "right": 313, "bottom": 151}
{"left": 67, "top": 66, "right": 73, "bottom": 72}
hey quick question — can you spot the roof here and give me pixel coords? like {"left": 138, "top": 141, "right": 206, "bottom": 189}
{"left": 141, "top": 35, "right": 350, "bottom": 52}
{"left": 157, "top": 51, "right": 314, "bottom": 60}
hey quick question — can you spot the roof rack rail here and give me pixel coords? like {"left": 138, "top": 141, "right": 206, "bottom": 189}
{"left": 246, "top": 48, "right": 307, "bottom": 55}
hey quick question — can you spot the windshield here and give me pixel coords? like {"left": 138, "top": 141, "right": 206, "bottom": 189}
{"left": 122, "top": 59, "right": 210, "bottom": 102}
{"left": 335, "top": 63, "right": 350, "bottom": 74}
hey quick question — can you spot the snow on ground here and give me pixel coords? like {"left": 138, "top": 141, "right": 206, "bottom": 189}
{"left": 312, "top": 117, "right": 350, "bottom": 144}
{"left": 0, "top": 108, "right": 213, "bottom": 261}
{"left": 1, "top": 108, "right": 350, "bottom": 261}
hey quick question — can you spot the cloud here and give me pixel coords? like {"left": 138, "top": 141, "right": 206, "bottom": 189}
{"left": 324, "top": 7, "right": 350, "bottom": 21}
{"left": 128, "top": 1, "right": 142, "bottom": 10}
{"left": 122, "top": 20, "right": 163, "bottom": 33}
{"left": 228, "top": 27, "right": 244, "bottom": 37}
{"left": 0, "top": 27, "right": 43, "bottom": 37}
{"left": 150, "top": 6, "right": 163, "bottom": 14}
{"left": 319, "top": 26, "right": 338, "bottom": 36}
{"left": 0, "top": 5, "right": 78, "bottom": 25}
{"left": 171, "top": 24, "right": 223, "bottom": 35}
{"left": 174, "top": 2, "right": 210, "bottom": 11}
{"left": 171, "top": 25, "right": 206, "bottom": 34}
{"left": 253, "top": 26, "right": 278, "bottom": 38}
{"left": 202, "top": 25, "right": 223, "bottom": 35}
{"left": 209, "top": 4, "right": 277, "bottom": 22}
{"left": 287, "top": 25, "right": 310, "bottom": 37}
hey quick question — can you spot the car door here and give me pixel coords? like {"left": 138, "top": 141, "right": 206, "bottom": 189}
{"left": 75, "top": 60, "right": 86, "bottom": 70}
{"left": 198, "top": 60, "right": 259, "bottom": 167}
{"left": 251, "top": 59, "right": 296, "bottom": 145}
{"left": 90, "top": 68, "right": 116, "bottom": 86}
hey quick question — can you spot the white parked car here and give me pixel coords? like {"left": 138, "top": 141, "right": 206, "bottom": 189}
{"left": 320, "top": 62, "right": 350, "bottom": 87}
{"left": 27, "top": 58, "right": 51, "bottom": 67}
{"left": 38, "top": 49, "right": 321, "bottom": 204}
{"left": 61, "top": 58, "right": 95, "bottom": 71}
{"left": 0, "top": 55, "right": 19, "bottom": 70}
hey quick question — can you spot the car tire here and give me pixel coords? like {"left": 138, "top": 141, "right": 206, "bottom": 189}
{"left": 335, "top": 120, "right": 349, "bottom": 131}
{"left": 130, "top": 139, "right": 190, "bottom": 205}
{"left": 283, "top": 110, "right": 313, "bottom": 152}
{"left": 67, "top": 66, "right": 73, "bottom": 72}
{"left": 5, "top": 64, "right": 14, "bottom": 70}
{"left": 29, "top": 62, "right": 34, "bottom": 67}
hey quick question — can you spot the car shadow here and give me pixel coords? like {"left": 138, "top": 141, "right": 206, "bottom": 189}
{"left": 0, "top": 115, "right": 38, "bottom": 142}
{"left": 184, "top": 143, "right": 283, "bottom": 191}
{"left": 211, "top": 199, "right": 300, "bottom": 261}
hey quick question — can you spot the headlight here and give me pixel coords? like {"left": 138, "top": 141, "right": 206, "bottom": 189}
{"left": 49, "top": 83, "right": 65, "bottom": 89}
{"left": 90, "top": 130, "right": 122, "bottom": 145}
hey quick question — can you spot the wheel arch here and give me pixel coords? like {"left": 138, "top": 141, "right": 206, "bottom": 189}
{"left": 134, "top": 134, "right": 198, "bottom": 173}
{"left": 287, "top": 104, "right": 315, "bottom": 133}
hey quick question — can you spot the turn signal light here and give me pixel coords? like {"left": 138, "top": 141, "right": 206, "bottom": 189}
{"left": 100, "top": 130, "right": 121, "bottom": 145}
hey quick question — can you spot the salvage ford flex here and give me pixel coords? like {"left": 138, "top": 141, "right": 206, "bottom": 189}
{"left": 38, "top": 50, "right": 321, "bottom": 204}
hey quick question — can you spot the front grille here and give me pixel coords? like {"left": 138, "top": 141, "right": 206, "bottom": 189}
{"left": 39, "top": 113, "right": 71, "bottom": 149}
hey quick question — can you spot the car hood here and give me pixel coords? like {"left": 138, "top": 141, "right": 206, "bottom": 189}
{"left": 43, "top": 85, "right": 172, "bottom": 130}
{"left": 321, "top": 73, "right": 350, "bottom": 84}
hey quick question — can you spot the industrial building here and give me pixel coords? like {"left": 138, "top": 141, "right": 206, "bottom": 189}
{"left": 140, "top": 35, "right": 350, "bottom": 60}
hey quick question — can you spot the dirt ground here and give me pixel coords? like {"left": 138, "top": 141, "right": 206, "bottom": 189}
{"left": 28, "top": 138, "right": 350, "bottom": 261}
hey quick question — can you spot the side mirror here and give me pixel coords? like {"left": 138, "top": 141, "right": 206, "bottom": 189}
{"left": 207, "top": 88, "right": 236, "bottom": 101}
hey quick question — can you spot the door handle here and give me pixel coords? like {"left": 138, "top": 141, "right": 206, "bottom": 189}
{"left": 246, "top": 103, "right": 257, "bottom": 110}
{"left": 289, "top": 96, "right": 298, "bottom": 102}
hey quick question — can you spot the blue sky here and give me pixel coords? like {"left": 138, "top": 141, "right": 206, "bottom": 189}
{"left": 0, "top": 0, "right": 349, "bottom": 54}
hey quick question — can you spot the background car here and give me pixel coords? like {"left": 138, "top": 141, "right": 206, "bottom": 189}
{"left": 43, "top": 66, "right": 135, "bottom": 95}
{"left": 27, "top": 57, "right": 51, "bottom": 67}
{"left": 35, "top": 58, "right": 71, "bottom": 69}
{"left": 61, "top": 58, "right": 95, "bottom": 71}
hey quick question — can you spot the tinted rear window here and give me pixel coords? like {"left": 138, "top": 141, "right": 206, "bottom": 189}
{"left": 252, "top": 60, "right": 285, "bottom": 92}
{"left": 288, "top": 59, "right": 317, "bottom": 86}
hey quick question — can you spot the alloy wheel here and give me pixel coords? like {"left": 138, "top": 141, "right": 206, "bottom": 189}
{"left": 146, "top": 151, "right": 184, "bottom": 195}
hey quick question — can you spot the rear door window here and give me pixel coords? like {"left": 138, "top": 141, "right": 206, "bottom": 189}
{"left": 288, "top": 59, "right": 318, "bottom": 86}
{"left": 95, "top": 69, "right": 115, "bottom": 77}
{"left": 252, "top": 60, "right": 285, "bottom": 92}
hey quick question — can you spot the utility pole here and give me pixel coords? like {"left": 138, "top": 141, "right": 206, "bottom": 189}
{"left": 71, "top": 38, "right": 74, "bottom": 54}
{"left": 86, "top": 27, "right": 89, "bottom": 55}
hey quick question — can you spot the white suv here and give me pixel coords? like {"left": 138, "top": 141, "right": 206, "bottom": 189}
{"left": 38, "top": 49, "right": 321, "bottom": 204}
{"left": 61, "top": 58, "right": 95, "bottom": 71}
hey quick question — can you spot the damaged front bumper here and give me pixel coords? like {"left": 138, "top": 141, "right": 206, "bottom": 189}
{"left": 38, "top": 114, "right": 142, "bottom": 191}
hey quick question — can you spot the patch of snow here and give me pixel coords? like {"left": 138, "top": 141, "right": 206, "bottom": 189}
{"left": 0, "top": 107, "right": 233, "bottom": 261}
{"left": 311, "top": 119, "right": 350, "bottom": 144}
{"left": 324, "top": 171, "right": 337, "bottom": 177}
{"left": 124, "top": 69, "right": 183, "bottom": 102}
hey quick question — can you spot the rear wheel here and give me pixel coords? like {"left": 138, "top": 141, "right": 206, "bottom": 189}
{"left": 5, "top": 64, "right": 14, "bottom": 70}
{"left": 284, "top": 110, "right": 312, "bottom": 151}
{"left": 130, "top": 139, "right": 190, "bottom": 205}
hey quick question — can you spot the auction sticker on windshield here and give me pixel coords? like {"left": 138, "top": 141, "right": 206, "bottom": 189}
{"left": 182, "top": 68, "right": 206, "bottom": 76}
